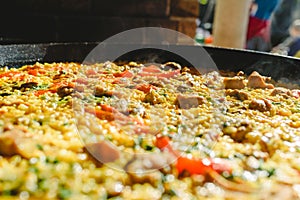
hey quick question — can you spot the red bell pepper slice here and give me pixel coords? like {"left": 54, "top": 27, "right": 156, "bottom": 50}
{"left": 141, "top": 65, "right": 162, "bottom": 73}
{"left": 100, "top": 104, "right": 116, "bottom": 112}
{"left": 28, "top": 69, "right": 46, "bottom": 76}
{"left": 113, "top": 70, "right": 133, "bottom": 78}
{"left": 155, "top": 136, "right": 170, "bottom": 149}
{"left": 34, "top": 89, "right": 56, "bottom": 96}
{"left": 0, "top": 71, "right": 22, "bottom": 79}
{"left": 155, "top": 135, "right": 232, "bottom": 175}
{"left": 85, "top": 107, "right": 116, "bottom": 121}
{"left": 176, "top": 157, "right": 232, "bottom": 175}
{"left": 135, "top": 84, "right": 157, "bottom": 93}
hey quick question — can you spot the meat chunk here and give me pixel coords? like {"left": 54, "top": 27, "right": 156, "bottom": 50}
{"left": 223, "top": 120, "right": 253, "bottom": 142}
{"left": 19, "top": 82, "right": 38, "bottom": 91}
{"left": 175, "top": 94, "right": 205, "bottom": 109}
{"left": 57, "top": 86, "right": 74, "bottom": 97}
{"left": 125, "top": 152, "right": 175, "bottom": 183}
{"left": 85, "top": 141, "right": 120, "bottom": 163}
{"left": 176, "top": 83, "right": 192, "bottom": 93}
{"left": 94, "top": 85, "right": 110, "bottom": 97}
{"left": 247, "top": 71, "right": 274, "bottom": 89}
{"left": 94, "top": 85, "right": 123, "bottom": 98}
{"left": 123, "top": 153, "right": 174, "bottom": 185}
{"left": 249, "top": 98, "right": 272, "bottom": 112}
{"left": 0, "top": 128, "right": 40, "bottom": 158}
{"left": 126, "top": 152, "right": 174, "bottom": 172}
{"left": 223, "top": 76, "right": 246, "bottom": 89}
{"left": 225, "top": 89, "right": 249, "bottom": 101}
{"left": 270, "top": 87, "right": 291, "bottom": 97}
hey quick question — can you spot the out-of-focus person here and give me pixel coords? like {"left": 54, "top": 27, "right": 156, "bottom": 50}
{"left": 271, "top": 19, "right": 300, "bottom": 56}
{"left": 246, "top": 0, "right": 280, "bottom": 51}
{"left": 270, "top": 0, "right": 298, "bottom": 47}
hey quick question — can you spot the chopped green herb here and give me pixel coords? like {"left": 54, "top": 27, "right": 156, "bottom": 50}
{"left": 145, "top": 145, "right": 153, "bottom": 151}
{"left": 36, "top": 144, "right": 44, "bottom": 150}
{"left": 267, "top": 168, "right": 276, "bottom": 177}
{"left": 272, "top": 102, "right": 281, "bottom": 105}
{"left": 58, "top": 187, "right": 72, "bottom": 199}
{"left": 33, "top": 84, "right": 49, "bottom": 90}
{"left": 28, "top": 166, "right": 39, "bottom": 173}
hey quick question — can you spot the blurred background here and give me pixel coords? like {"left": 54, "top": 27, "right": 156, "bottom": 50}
{"left": 0, "top": 0, "right": 300, "bottom": 56}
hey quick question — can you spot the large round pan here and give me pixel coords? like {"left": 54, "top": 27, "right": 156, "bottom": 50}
{"left": 1, "top": 43, "right": 300, "bottom": 83}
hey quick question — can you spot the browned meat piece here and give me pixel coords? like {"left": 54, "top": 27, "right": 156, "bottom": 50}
{"left": 225, "top": 89, "right": 249, "bottom": 101}
{"left": 125, "top": 152, "right": 176, "bottom": 184}
{"left": 249, "top": 98, "right": 272, "bottom": 112}
{"left": 57, "top": 86, "right": 74, "bottom": 98}
{"left": 125, "top": 152, "right": 175, "bottom": 183}
{"left": 0, "top": 128, "right": 40, "bottom": 158}
{"left": 175, "top": 94, "right": 206, "bottom": 109}
{"left": 0, "top": 130, "right": 21, "bottom": 156}
{"left": 126, "top": 152, "right": 174, "bottom": 172}
{"left": 53, "top": 70, "right": 74, "bottom": 80}
{"left": 94, "top": 85, "right": 123, "bottom": 98}
{"left": 270, "top": 87, "right": 292, "bottom": 97}
{"left": 177, "top": 85, "right": 189, "bottom": 93}
{"left": 247, "top": 71, "right": 274, "bottom": 89}
{"left": 94, "top": 85, "right": 109, "bottom": 97}
{"left": 85, "top": 141, "right": 120, "bottom": 163}
{"left": 223, "top": 120, "right": 253, "bottom": 142}
{"left": 223, "top": 77, "right": 246, "bottom": 89}
{"left": 19, "top": 82, "right": 38, "bottom": 91}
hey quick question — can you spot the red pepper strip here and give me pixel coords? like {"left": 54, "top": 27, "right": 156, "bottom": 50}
{"left": 28, "top": 69, "right": 38, "bottom": 76}
{"left": 85, "top": 107, "right": 116, "bottom": 121}
{"left": 135, "top": 84, "right": 157, "bottom": 93}
{"left": 85, "top": 107, "right": 141, "bottom": 124}
{"left": 142, "top": 65, "right": 162, "bottom": 73}
{"left": 156, "top": 136, "right": 170, "bottom": 149}
{"left": 155, "top": 136, "right": 180, "bottom": 157}
{"left": 176, "top": 157, "right": 232, "bottom": 175}
{"left": 0, "top": 71, "right": 22, "bottom": 79}
{"left": 100, "top": 104, "right": 115, "bottom": 112}
{"left": 112, "top": 77, "right": 127, "bottom": 84}
{"left": 28, "top": 69, "right": 46, "bottom": 76}
{"left": 113, "top": 70, "right": 134, "bottom": 78}
{"left": 34, "top": 90, "right": 56, "bottom": 96}
{"left": 155, "top": 136, "right": 232, "bottom": 175}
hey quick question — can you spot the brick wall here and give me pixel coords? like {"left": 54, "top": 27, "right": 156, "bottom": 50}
{"left": 0, "top": 0, "right": 198, "bottom": 44}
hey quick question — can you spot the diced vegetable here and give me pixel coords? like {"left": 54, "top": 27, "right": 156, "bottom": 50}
{"left": 135, "top": 84, "right": 157, "bottom": 93}
{"left": 113, "top": 70, "right": 133, "bottom": 78}
{"left": 176, "top": 157, "right": 232, "bottom": 175}
{"left": 34, "top": 89, "right": 56, "bottom": 96}
{"left": 141, "top": 65, "right": 162, "bottom": 73}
